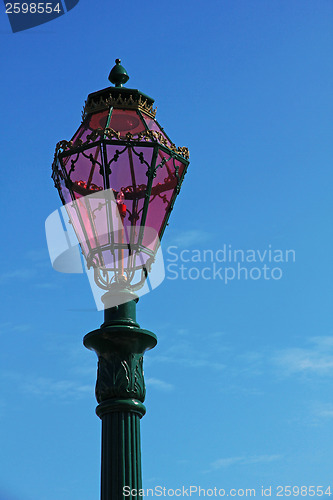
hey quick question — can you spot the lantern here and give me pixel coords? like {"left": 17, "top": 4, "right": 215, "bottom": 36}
{"left": 51, "top": 59, "right": 189, "bottom": 293}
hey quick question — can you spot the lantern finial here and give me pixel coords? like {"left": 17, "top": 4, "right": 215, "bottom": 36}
{"left": 108, "top": 59, "right": 129, "bottom": 88}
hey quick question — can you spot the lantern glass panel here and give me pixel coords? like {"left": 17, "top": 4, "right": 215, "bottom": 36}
{"left": 72, "top": 110, "right": 109, "bottom": 146}
{"left": 63, "top": 146, "right": 105, "bottom": 193}
{"left": 143, "top": 153, "right": 185, "bottom": 249}
{"left": 64, "top": 199, "right": 91, "bottom": 257}
{"left": 105, "top": 144, "right": 153, "bottom": 230}
{"left": 83, "top": 194, "right": 110, "bottom": 249}
{"left": 89, "top": 111, "right": 109, "bottom": 130}
{"left": 109, "top": 109, "right": 146, "bottom": 136}
{"left": 141, "top": 114, "right": 172, "bottom": 146}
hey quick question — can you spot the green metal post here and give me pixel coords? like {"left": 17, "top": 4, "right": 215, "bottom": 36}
{"left": 83, "top": 291, "right": 157, "bottom": 500}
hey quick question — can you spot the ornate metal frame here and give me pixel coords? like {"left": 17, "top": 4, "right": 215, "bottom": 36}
{"left": 52, "top": 121, "right": 189, "bottom": 292}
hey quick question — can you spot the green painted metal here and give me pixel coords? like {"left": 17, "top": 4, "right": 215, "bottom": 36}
{"left": 83, "top": 85, "right": 155, "bottom": 118}
{"left": 108, "top": 59, "right": 130, "bottom": 88}
{"left": 83, "top": 291, "right": 157, "bottom": 500}
{"left": 104, "top": 106, "right": 114, "bottom": 138}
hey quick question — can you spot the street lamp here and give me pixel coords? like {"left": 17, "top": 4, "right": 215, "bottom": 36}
{"left": 51, "top": 59, "right": 190, "bottom": 499}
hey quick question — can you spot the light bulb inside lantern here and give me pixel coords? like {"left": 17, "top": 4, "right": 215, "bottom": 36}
{"left": 116, "top": 190, "right": 125, "bottom": 205}
{"left": 116, "top": 190, "right": 126, "bottom": 218}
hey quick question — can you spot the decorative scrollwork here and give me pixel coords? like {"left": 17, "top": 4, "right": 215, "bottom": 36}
{"left": 54, "top": 128, "right": 189, "bottom": 160}
{"left": 96, "top": 353, "right": 146, "bottom": 403}
{"left": 93, "top": 267, "right": 116, "bottom": 290}
{"left": 92, "top": 265, "right": 138, "bottom": 291}
{"left": 83, "top": 91, "right": 157, "bottom": 119}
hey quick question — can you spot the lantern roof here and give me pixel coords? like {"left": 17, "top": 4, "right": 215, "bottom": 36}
{"left": 83, "top": 59, "right": 157, "bottom": 120}
{"left": 83, "top": 86, "right": 156, "bottom": 120}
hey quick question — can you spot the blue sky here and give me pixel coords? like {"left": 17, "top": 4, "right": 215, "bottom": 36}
{"left": 0, "top": 0, "right": 333, "bottom": 499}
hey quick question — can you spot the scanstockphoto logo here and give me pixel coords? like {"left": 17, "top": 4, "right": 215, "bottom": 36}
{"left": 166, "top": 244, "right": 296, "bottom": 283}
{"left": 3, "top": 0, "right": 79, "bottom": 33}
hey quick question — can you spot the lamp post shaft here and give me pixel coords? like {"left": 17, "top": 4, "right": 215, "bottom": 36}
{"left": 84, "top": 294, "right": 157, "bottom": 500}
{"left": 98, "top": 407, "right": 142, "bottom": 498}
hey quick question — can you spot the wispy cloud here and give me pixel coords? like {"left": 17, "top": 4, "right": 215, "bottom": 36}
{"left": 311, "top": 402, "right": 333, "bottom": 421}
{"left": 146, "top": 333, "right": 258, "bottom": 374}
{"left": 219, "top": 384, "right": 265, "bottom": 397}
{"left": 148, "top": 332, "right": 333, "bottom": 390}
{"left": 316, "top": 408, "right": 333, "bottom": 418}
{"left": 21, "top": 376, "right": 92, "bottom": 399}
{"left": 13, "top": 324, "right": 31, "bottom": 333}
{"left": 0, "top": 251, "right": 52, "bottom": 285}
{"left": 146, "top": 377, "right": 174, "bottom": 391}
{"left": 26, "top": 249, "right": 48, "bottom": 261}
{"left": 0, "top": 322, "right": 31, "bottom": 335}
{"left": 149, "top": 353, "right": 226, "bottom": 371}
{"left": 33, "top": 282, "right": 59, "bottom": 289}
{"left": 26, "top": 248, "right": 51, "bottom": 268}
{"left": 1, "top": 371, "right": 92, "bottom": 401}
{"left": 210, "top": 331, "right": 227, "bottom": 338}
{"left": 145, "top": 331, "right": 232, "bottom": 372}
{"left": 273, "top": 336, "right": 333, "bottom": 377}
{"left": 167, "top": 230, "right": 213, "bottom": 248}
{"left": 0, "top": 268, "right": 35, "bottom": 283}
{"left": 177, "top": 328, "right": 189, "bottom": 336}
{"left": 209, "top": 454, "right": 283, "bottom": 471}
{"left": 311, "top": 336, "right": 333, "bottom": 349}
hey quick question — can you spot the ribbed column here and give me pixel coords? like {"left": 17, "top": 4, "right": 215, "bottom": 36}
{"left": 84, "top": 292, "right": 157, "bottom": 500}
{"left": 98, "top": 410, "right": 142, "bottom": 499}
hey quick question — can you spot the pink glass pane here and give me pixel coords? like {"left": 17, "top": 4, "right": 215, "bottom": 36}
{"left": 63, "top": 138, "right": 155, "bottom": 272}
{"left": 71, "top": 110, "right": 109, "bottom": 147}
{"left": 89, "top": 111, "right": 109, "bottom": 130}
{"left": 109, "top": 109, "right": 146, "bottom": 136}
{"left": 105, "top": 144, "right": 153, "bottom": 239}
{"left": 65, "top": 200, "right": 90, "bottom": 257}
{"left": 69, "top": 190, "right": 120, "bottom": 268}
{"left": 141, "top": 113, "right": 172, "bottom": 146}
{"left": 85, "top": 194, "right": 110, "bottom": 249}
{"left": 76, "top": 190, "right": 152, "bottom": 274}
{"left": 59, "top": 177, "right": 72, "bottom": 205}
{"left": 73, "top": 195, "right": 100, "bottom": 251}
{"left": 100, "top": 246, "right": 151, "bottom": 274}
{"left": 63, "top": 145, "right": 104, "bottom": 193}
{"left": 143, "top": 152, "right": 186, "bottom": 249}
